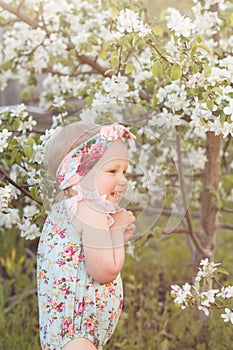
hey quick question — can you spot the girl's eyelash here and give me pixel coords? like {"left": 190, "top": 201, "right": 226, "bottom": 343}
{"left": 108, "top": 169, "right": 127, "bottom": 174}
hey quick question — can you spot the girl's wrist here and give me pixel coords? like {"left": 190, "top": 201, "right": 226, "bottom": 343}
{"left": 110, "top": 227, "right": 125, "bottom": 247}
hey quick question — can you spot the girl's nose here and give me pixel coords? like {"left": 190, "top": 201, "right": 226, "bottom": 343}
{"left": 118, "top": 176, "right": 127, "bottom": 186}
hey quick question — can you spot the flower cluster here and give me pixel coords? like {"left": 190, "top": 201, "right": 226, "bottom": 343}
{"left": 0, "top": 104, "right": 61, "bottom": 239}
{"left": 0, "top": 185, "right": 16, "bottom": 211}
{"left": 116, "top": 9, "right": 151, "bottom": 38}
{"left": 171, "top": 259, "right": 233, "bottom": 323}
{"left": 0, "top": 129, "right": 12, "bottom": 152}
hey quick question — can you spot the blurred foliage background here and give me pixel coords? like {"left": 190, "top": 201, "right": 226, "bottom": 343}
{"left": 1, "top": 0, "right": 233, "bottom": 349}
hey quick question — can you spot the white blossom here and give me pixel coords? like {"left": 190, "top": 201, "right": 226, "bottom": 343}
{"left": 40, "top": 126, "right": 63, "bottom": 148}
{"left": 23, "top": 204, "right": 39, "bottom": 218}
{"left": 221, "top": 308, "right": 233, "bottom": 324}
{"left": 19, "top": 116, "right": 37, "bottom": 132}
{"left": 19, "top": 218, "right": 41, "bottom": 240}
{"left": 0, "top": 185, "right": 16, "bottom": 211}
{"left": 218, "top": 286, "right": 233, "bottom": 299}
{"left": 0, "top": 208, "right": 20, "bottom": 229}
{"left": 26, "top": 169, "right": 41, "bottom": 187}
{"left": 157, "top": 83, "right": 189, "bottom": 113}
{"left": 126, "top": 243, "right": 135, "bottom": 257}
{"left": 149, "top": 109, "right": 182, "bottom": 128}
{"left": 223, "top": 100, "right": 233, "bottom": 120}
{"left": 0, "top": 128, "right": 12, "bottom": 152}
{"left": 188, "top": 147, "right": 207, "bottom": 170}
{"left": 102, "top": 75, "right": 130, "bottom": 102}
{"left": 32, "top": 144, "right": 45, "bottom": 164}
{"left": 210, "top": 119, "right": 233, "bottom": 138}
{"left": 79, "top": 108, "right": 98, "bottom": 123}
{"left": 116, "top": 9, "right": 151, "bottom": 38}
{"left": 171, "top": 283, "right": 192, "bottom": 308}
{"left": 195, "top": 258, "right": 220, "bottom": 282}
{"left": 192, "top": 2, "right": 222, "bottom": 37}
{"left": 166, "top": 8, "right": 194, "bottom": 38}
{"left": 44, "top": 33, "right": 68, "bottom": 57}
{"left": 31, "top": 46, "right": 50, "bottom": 74}
{"left": 200, "top": 289, "right": 219, "bottom": 307}
{"left": 198, "top": 305, "right": 210, "bottom": 316}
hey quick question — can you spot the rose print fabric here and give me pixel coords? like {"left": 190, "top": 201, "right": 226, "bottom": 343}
{"left": 37, "top": 192, "right": 123, "bottom": 350}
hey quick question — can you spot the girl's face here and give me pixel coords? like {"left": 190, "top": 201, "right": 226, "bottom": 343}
{"left": 94, "top": 140, "right": 129, "bottom": 203}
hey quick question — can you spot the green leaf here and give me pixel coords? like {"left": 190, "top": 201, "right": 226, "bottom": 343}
{"left": 212, "top": 87, "right": 223, "bottom": 95}
{"left": 204, "top": 64, "right": 212, "bottom": 78}
{"left": 1, "top": 61, "right": 13, "bottom": 70}
{"left": 202, "top": 92, "right": 208, "bottom": 101}
{"left": 170, "top": 63, "right": 182, "bottom": 81}
{"left": 215, "top": 268, "right": 229, "bottom": 276}
{"left": 152, "top": 61, "right": 163, "bottom": 79}
{"left": 26, "top": 138, "right": 36, "bottom": 146}
{"left": 220, "top": 114, "right": 225, "bottom": 126}
{"left": 84, "top": 95, "right": 93, "bottom": 108}
{"left": 13, "top": 119, "right": 20, "bottom": 131}
{"left": 21, "top": 88, "right": 32, "bottom": 101}
{"left": 191, "top": 63, "right": 200, "bottom": 74}
{"left": 197, "top": 43, "right": 211, "bottom": 54}
{"left": 152, "top": 25, "right": 163, "bottom": 37}
{"left": 125, "top": 63, "right": 136, "bottom": 75}
{"left": 152, "top": 89, "right": 158, "bottom": 104}
{"left": 111, "top": 50, "right": 119, "bottom": 69}
{"left": 15, "top": 151, "right": 22, "bottom": 163}
{"left": 30, "top": 185, "right": 40, "bottom": 201}
{"left": 206, "top": 99, "right": 214, "bottom": 111}
{"left": 23, "top": 145, "right": 34, "bottom": 160}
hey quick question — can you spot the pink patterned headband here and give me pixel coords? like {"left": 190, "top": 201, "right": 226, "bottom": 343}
{"left": 56, "top": 123, "right": 136, "bottom": 190}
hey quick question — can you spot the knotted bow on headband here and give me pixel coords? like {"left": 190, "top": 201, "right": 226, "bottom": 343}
{"left": 56, "top": 123, "right": 136, "bottom": 190}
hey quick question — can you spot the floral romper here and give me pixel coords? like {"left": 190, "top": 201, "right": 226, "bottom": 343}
{"left": 37, "top": 189, "right": 123, "bottom": 350}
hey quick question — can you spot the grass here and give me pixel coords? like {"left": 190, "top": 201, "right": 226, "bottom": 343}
{"left": 1, "top": 225, "right": 233, "bottom": 349}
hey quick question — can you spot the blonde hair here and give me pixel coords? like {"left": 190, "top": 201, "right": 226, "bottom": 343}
{"left": 44, "top": 121, "right": 100, "bottom": 179}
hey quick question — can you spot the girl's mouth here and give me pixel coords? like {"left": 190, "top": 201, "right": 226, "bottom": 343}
{"left": 111, "top": 191, "right": 120, "bottom": 196}
{"left": 111, "top": 191, "right": 123, "bottom": 198}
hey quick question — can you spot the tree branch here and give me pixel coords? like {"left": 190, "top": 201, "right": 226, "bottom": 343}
{"left": 0, "top": 1, "right": 151, "bottom": 103}
{"left": 0, "top": 168, "right": 42, "bottom": 206}
{"left": 77, "top": 54, "right": 151, "bottom": 101}
{"left": 161, "top": 227, "right": 198, "bottom": 235}
{"left": 218, "top": 223, "right": 233, "bottom": 231}
{"left": 0, "top": 0, "right": 38, "bottom": 28}
{"left": 129, "top": 205, "right": 201, "bottom": 218}
{"left": 220, "top": 206, "right": 233, "bottom": 214}
{"left": 176, "top": 131, "right": 209, "bottom": 257}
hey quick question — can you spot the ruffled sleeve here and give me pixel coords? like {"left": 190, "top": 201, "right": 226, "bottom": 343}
{"left": 63, "top": 186, "right": 116, "bottom": 227}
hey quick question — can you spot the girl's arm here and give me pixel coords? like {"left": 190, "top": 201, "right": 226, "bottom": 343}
{"left": 75, "top": 201, "right": 134, "bottom": 284}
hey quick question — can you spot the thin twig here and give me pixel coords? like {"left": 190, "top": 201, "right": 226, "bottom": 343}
{"left": 220, "top": 207, "right": 233, "bottom": 214}
{"left": 0, "top": 0, "right": 38, "bottom": 28}
{"left": 218, "top": 223, "right": 233, "bottom": 231}
{"left": 0, "top": 168, "right": 42, "bottom": 206}
{"left": 149, "top": 43, "right": 172, "bottom": 63}
{"left": 176, "top": 131, "right": 208, "bottom": 257}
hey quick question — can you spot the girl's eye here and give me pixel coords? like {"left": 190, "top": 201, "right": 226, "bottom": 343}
{"left": 109, "top": 170, "right": 117, "bottom": 174}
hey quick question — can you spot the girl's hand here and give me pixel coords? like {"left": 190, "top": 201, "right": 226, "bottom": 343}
{"left": 110, "top": 208, "right": 135, "bottom": 230}
{"left": 124, "top": 223, "right": 136, "bottom": 243}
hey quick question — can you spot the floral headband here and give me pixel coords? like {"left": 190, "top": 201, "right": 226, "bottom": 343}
{"left": 55, "top": 123, "right": 136, "bottom": 190}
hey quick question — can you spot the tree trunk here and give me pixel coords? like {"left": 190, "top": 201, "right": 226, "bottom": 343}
{"left": 194, "top": 132, "right": 222, "bottom": 271}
